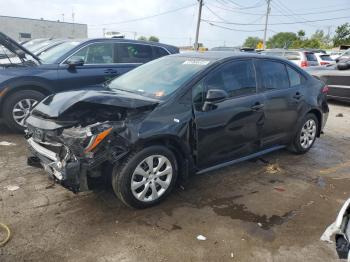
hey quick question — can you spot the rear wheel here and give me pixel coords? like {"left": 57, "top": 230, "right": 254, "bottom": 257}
{"left": 3, "top": 90, "right": 45, "bottom": 132}
{"left": 290, "top": 113, "right": 318, "bottom": 154}
{"left": 112, "top": 146, "right": 178, "bottom": 209}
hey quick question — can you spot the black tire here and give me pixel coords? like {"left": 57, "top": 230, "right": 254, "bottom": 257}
{"left": 289, "top": 113, "right": 319, "bottom": 154}
{"left": 112, "top": 145, "right": 178, "bottom": 209}
{"left": 3, "top": 90, "right": 46, "bottom": 132}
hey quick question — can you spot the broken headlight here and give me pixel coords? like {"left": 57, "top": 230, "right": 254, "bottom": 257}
{"left": 61, "top": 122, "right": 125, "bottom": 155}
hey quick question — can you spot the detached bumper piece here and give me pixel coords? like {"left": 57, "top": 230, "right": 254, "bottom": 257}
{"left": 321, "top": 198, "right": 350, "bottom": 260}
{"left": 27, "top": 137, "right": 85, "bottom": 193}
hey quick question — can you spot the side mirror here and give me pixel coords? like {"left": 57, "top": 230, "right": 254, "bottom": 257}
{"left": 337, "top": 62, "right": 350, "bottom": 70}
{"left": 202, "top": 89, "right": 228, "bottom": 112}
{"left": 205, "top": 89, "right": 228, "bottom": 103}
{"left": 66, "top": 57, "right": 84, "bottom": 68}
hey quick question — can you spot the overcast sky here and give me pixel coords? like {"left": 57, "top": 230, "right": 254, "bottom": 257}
{"left": 0, "top": 0, "right": 349, "bottom": 47}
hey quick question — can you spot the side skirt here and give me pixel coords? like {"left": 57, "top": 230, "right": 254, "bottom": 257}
{"left": 196, "top": 145, "right": 286, "bottom": 175}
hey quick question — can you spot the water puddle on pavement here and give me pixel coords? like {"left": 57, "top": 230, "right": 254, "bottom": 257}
{"left": 209, "top": 196, "right": 295, "bottom": 230}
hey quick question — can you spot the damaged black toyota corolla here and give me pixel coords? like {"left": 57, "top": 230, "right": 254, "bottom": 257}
{"left": 25, "top": 52, "right": 329, "bottom": 208}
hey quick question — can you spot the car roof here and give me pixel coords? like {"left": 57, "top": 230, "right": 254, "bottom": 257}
{"left": 77, "top": 38, "right": 178, "bottom": 52}
{"left": 172, "top": 51, "right": 285, "bottom": 61}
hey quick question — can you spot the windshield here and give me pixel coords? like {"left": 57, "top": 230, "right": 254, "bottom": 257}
{"left": 108, "top": 56, "right": 212, "bottom": 99}
{"left": 39, "top": 41, "right": 82, "bottom": 64}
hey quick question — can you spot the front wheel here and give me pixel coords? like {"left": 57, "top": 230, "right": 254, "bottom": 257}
{"left": 112, "top": 146, "right": 178, "bottom": 209}
{"left": 290, "top": 113, "right": 319, "bottom": 154}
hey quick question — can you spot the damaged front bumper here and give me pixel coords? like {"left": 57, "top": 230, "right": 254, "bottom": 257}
{"left": 321, "top": 198, "right": 350, "bottom": 260}
{"left": 26, "top": 120, "right": 130, "bottom": 193}
{"left": 27, "top": 137, "right": 85, "bottom": 192}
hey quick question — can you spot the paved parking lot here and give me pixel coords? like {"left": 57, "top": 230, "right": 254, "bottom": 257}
{"left": 0, "top": 102, "right": 350, "bottom": 262}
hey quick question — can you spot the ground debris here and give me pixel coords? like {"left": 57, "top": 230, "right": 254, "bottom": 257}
{"left": 265, "top": 163, "right": 282, "bottom": 174}
{"left": 5, "top": 185, "right": 19, "bottom": 191}
{"left": 336, "top": 113, "right": 344, "bottom": 117}
{"left": 196, "top": 235, "right": 207, "bottom": 241}
{"left": 0, "top": 141, "right": 16, "bottom": 146}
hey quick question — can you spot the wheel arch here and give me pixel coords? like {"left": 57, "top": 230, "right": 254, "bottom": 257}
{"left": 307, "top": 108, "right": 322, "bottom": 137}
{"left": 134, "top": 135, "right": 194, "bottom": 183}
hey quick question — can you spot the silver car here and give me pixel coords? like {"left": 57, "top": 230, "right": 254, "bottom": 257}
{"left": 261, "top": 49, "right": 319, "bottom": 68}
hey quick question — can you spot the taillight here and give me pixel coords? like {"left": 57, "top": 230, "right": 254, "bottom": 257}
{"left": 322, "top": 85, "right": 329, "bottom": 94}
{"left": 320, "top": 61, "right": 329, "bottom": 65}
{"left": 301, "top": 60, "right": 308, "bottom": 67}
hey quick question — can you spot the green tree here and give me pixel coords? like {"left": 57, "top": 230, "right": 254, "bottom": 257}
{"left": 266, "top": 32, "right": 298, "bottom": 48}
{"left": 333, "top": 23, "right": 350, "bottom": 47}
{"left": 148, "top": 36, "right": 159, "bottom": 42}
{"left": 242, "top": 36, "right": 262, "bottom": 48}
{"left": 137, "top": 36, "right": 147, "bottom": 41}
{"left": 310, "top": 30, "right": 332, "bottom": 49}
{"left": 297, "top": 30, "right": 306, "bottom": 40}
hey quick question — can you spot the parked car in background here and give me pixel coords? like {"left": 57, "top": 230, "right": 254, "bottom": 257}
{"left": 261, "top": 49, "right": 319, "bottom": 68}
{"left": 210, "top": 46, "right": 255, "bottom": 52}
{"left": 335, "top": 48, "right": 350, "bottom": 63}
{"left": 306, "top": 61, "right": 350, "bottom": 102}
{"left": 314, "top": 53, "right": 336, "bottom": 66}
{"left": 321, "top": 198, "right": 350, "bottom": 260}
{"left": 25, "top": 52, "right": 329, "bottom": 208}
{"left": 0, "top": 32, "right": 179, "bottom": 132}
{"left": 329, "top": 50, "right": 343, "bottom": 60}
{"left": 23, "top": 38, "right": 67, "bottom": 56}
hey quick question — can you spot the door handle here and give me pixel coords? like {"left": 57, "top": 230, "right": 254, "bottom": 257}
{"left": 251, "top": 102, "right": 264, "bottom": 111}
{"left": 104, "top": 69, "right": 118, "bottom": 74}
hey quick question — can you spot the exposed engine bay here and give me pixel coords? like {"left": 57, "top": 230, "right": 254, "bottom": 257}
{"left": 25, "top": 91, "right": 159, "bottom": 192}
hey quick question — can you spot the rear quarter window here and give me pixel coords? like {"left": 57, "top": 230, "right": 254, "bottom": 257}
{"left": 153, "top": 46, "right": 169, "bottom": 59}
{"left": 286, "top": 65, "right": 305, "bottom": 87}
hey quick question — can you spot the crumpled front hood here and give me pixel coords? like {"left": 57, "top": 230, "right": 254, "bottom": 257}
{"left": 32, "top": 89, "right": 159, "bottom": 119}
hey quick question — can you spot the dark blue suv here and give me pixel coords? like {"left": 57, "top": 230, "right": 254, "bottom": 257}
{"left": 0, "top": 32, "right": 178, "bottom": 131}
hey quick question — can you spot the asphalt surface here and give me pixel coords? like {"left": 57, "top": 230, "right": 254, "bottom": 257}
{"left": 0, "top": 101, "right": 350, "bottom": 262}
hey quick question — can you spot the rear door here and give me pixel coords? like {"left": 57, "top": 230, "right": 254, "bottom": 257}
{"left": 256, "top": 59, "right": 306, "bottom": 147}
{"left": 114, "top": 42, "right": 155, "bottom": 75}
{"left": 57, "top": 42, "right": 119, "bottom": 89}
{"left": 194, "top": 59, "right": 265, "bottom": 169}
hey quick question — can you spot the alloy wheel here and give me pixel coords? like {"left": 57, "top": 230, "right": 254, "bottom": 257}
{"left": 131, "top": 155, "right": 173, "bottom": 202}
{"left": 300, "top": 119, "right": 317, "bottom": 149}
{"left": 12, "top": 99, "right": 38, "bottom": 127}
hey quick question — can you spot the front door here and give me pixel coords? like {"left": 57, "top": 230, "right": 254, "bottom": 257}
{"left": 193, "top": 59, "right": 264, "bottom": 169}
{"left": 57, "top": 42, "right": 121, "bottom": 91}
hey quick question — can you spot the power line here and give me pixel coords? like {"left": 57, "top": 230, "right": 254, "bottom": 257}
{"left": 204, "top": 21, "right": 264, "bottom": 32}
{"left": 206, "top": 2, "right": 350, "bottom": 17}
{"left": 202, "top": 15, "right": 350, "bottom": 26}
{"left": 89, "top": 3, "right": 196, "bottom": 27}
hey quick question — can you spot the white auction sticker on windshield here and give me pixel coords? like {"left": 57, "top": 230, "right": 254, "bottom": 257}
{"left": 183, "top": 60, "right": 210, "bottom": 65}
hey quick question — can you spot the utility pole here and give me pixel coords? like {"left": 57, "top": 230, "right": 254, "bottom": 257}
{"left": 194, "top": 0, "right": 203, "bottom": 50}
{"left": 263, "top": 0, "right": 271, "bottom": 49}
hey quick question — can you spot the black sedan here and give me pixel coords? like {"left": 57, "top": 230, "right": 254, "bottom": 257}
{"left": 25, "top": 52, "right": 329, "bottom": 208}
{"left": 306, "top": 62, "right": 350, "bottom": 102}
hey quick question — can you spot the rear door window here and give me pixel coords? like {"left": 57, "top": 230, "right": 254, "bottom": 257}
{"left": 286, "top": 65, "right": 305, "bottom": 87}
{"left": 305, "top": 52, "right": 317, "bottom": 61}
{"left": 205, "top": 59, "right": 257, "bottom": 98}
{"left": 116, "top": 43, "right": 153, "bottom": 63}
{"left": 256, "top": 59, "right": 290, "bottom": 91}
